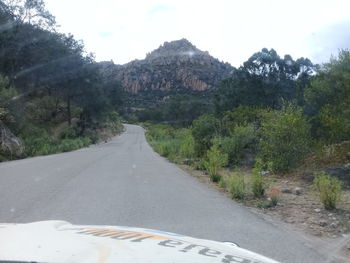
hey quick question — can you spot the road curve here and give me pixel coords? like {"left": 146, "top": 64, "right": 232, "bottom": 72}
{"left": 0, "top": 124, "right": 326, "bottom": 262}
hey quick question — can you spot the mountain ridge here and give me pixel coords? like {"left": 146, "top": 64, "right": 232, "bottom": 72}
{"left": 99, "top": 39, "right": 234, "bottom": 94}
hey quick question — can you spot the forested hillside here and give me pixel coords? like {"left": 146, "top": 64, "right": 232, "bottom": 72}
{"left": 0, "top": 0, "right": 124, "bottom": 161}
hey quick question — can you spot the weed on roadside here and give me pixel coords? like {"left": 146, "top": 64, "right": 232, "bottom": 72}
{"left": 229, "top": 173, "right": 246, "bottom": 199}
{"left": 313, "top": 171, "right": 342, "bottom": 210}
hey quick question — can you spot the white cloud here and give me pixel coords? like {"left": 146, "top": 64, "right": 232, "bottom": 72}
{"left": 45, "top": 0, "right": 350, "bottom": 66}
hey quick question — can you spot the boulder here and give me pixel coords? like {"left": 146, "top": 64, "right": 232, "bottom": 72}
{"left": 0, "top": 122, "right": 24, "bottom": 159}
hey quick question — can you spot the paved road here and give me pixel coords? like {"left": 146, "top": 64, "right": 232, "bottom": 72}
{"left": 0, "top": 124, "right": 328, "bottom": 262}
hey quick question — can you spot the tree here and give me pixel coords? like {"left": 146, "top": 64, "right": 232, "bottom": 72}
{"left": 163, "top": 95, "right": 211, "bottom": 126}
{"left": 191, "top": 114, "right": 220, "bottom": 156}
{"left": 204, "top": 143, "right": 228, "bottom": 182}
{"left": 0, "top": 0, "right": 56, "bottom": 30}
{"left": 136, "top": 94, "right": 211, "bottom": 126}
{"left": 0, "top": 0, "right": 124, "bottom": 131}
{"left": 258, "top": 105, "right": 311, "bottom": 173}
{"left": 215, "top": 48, "right": 315, "bottom": 113}
{"left": 304, "top": 50, "right": 350, "bottom": 142}
{"left": 0, "top": 74, "right": 17, "bottom": 125}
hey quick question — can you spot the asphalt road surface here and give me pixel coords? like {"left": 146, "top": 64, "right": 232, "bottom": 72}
{"left": 0, "top": 124, "right": 330, "bottom": 262}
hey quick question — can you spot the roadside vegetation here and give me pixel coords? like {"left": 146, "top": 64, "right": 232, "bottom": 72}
{"left": 313, "top": 172, "right": 342, "bottom": 210}
{"left": 145, "top": 124, "right": 195, "bottom": 163}
{"left": 144, "top": 49, "right": 350, "bottom": 237}
{"left": 0, "top": 1, "right": 124, "bottom": 161}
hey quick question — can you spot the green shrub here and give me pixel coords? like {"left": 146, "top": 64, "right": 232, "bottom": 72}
{"left": 192, "top": 114, "right": 220, "bottom": 156}
{"left": 104, "top": 111, "right": 123, "bottom": 134}
{"left": 25, "top": 96, "right": 57, "bottom": 124}
{"left": 214, "top": 124, "right": 256, "bottom": 165}
{"left": 229, "top": 173, "right": 246, "bottom": 199}
{"left": 81, "top": 137, "right": 91, "bottom": 146}
{"left": 252, "top": 173, "right": 265, "bottom": 198}
{"left": 20, "top": 126, "right": 55, "bottom": 156}
{"left": 60, "top": 126, "right": 79, "bottom": 139}
{"left": 24, "top": 137, "right": 55, "bottom": 156}
{"left": 89, "top": 135, "right": 99, "bottom": 144}
{"left": 198, "top": 159, "right": 207, "bottom": 170}
{"left": 318, "top": 105, "right": 350, "bottom": 143}
{"left": 58, "top": 139, "right": 77, "bottom": 152}
{"left": 20, "top": 124, "right": 48, "bottom": 139}
{"left": 21, "top": 123, "right": 92, "bottom": 157}
{"left": 57, "top": 137, "right": 91, "bottom": 152}
{"left": 178, "top": 130, "right": 195, "bottom": 159}
{"left": 204, "top": 143, "right": 228, "bottom": 182}
{"left": 221, "top": 105, "right": 263, "bottom": 134}
{"left": 257, "top": 201, "right": 272, "bottom": 209}
{"left": 258, "top": 105, "right": 311, "bottom": 173}
{"left": 313, "top": 172, "right": 342, "bottom": 210}
{"left": 147, "top": 125, "right": 195, "bottom": 163}
{"left": 304, "top": 50, "right": 350, "bottom": 143}
{"left": 218, "top": 177, "right": 227, "bottom": 189}
{"left": 155, "top": 140, "right": 180, "bottom": 161}
{"left": 210, "top": 173, "right": 222, "bottom": 183}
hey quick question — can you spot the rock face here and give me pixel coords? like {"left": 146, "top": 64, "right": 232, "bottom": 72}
{"left": 100, "top": 39, "right": 233, "bottom": 94}
{"left": 0, "top": 121, "right": 24, "bottom": 159}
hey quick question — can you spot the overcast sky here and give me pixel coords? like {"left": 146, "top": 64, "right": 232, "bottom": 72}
{"left": 45, "top": 0, "right": 350, "bottom": 67}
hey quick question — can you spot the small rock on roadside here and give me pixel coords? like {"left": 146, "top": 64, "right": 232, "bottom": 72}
{"left": 330, "top": 221, "right": 339, "bottom": 228}
{"left": 294, "top": 187, "right": 302, "bottom": 195}
{"left": 281, "top": 188, "right": 292, "bottom": 194}
{"left": 314, "top": 208, "right": 321, "bottom": 213}
{"left": 319, "top": 220, "right": 327, "bottom": 227}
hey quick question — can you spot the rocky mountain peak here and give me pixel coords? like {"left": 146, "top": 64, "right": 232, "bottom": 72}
{"left": 146, "top": 38, "right": 206, "bottom": 60}
{"left": 99, "top": 39, "right": 234, "bottom": 97}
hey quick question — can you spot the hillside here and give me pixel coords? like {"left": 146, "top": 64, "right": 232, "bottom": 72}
{"left": 99, "top": 39, "right": 233, "bottom": 95}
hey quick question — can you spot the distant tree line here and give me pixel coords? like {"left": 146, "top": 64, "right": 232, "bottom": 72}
{"left": 214, "top": 48, "right": 315, "bottom": 112}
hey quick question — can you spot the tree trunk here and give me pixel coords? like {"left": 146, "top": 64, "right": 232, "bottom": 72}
{"left": 79, "top": 112, "right": 86, "bottom": 136}
{"left": 67, "top": 96, "right": 71, "bottom": 126}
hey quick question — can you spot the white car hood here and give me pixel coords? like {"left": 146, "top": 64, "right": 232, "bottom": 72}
{"left": 0, "top": 221, "right": 279, "bottom": 263}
